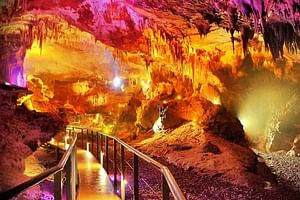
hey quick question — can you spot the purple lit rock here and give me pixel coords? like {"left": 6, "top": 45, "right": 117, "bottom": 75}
{"left": 0, "top": 86, "right": 65, "bottom": 192}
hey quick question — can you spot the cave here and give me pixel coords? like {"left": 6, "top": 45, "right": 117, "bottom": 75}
{"left": 0, "top": 0, "right": 300, "bottom": 200}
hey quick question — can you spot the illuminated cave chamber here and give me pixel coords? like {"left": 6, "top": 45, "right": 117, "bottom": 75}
{"left": 4, "top": 10, "right": 299, "bottom": 152}
{"left": 1, "top": 0, "right": 300, "bottom": 198}
{"left": 1, "top": 1, "right": 299, "bottom": 150}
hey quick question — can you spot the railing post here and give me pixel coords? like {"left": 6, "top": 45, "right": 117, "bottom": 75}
{"left": 64, "top": 132, "right": 67, "bottom": 147}
{"left": 56, "top": 145, "right": 60, "bottom": 162}
{"left": 162, "top": 174, "right": 170, "bottom": 200}
{"left": 96, "top": 132, "right": 99, "bottom": 161}
{"left": 72, "top": 127, "right": 75, "bottom": 137}
{"left": 81, "top": 128, "right": 83, "bottom": 147}
{"left": 66, "top": 132, "right": 77, "bottom": 200}
{"left": 113, "top": 139, "right": 117, "bottom": 191}
{"left": 74, "top": 144, "right": 79, "bottom": 187}
{"left": 133, "top": 154, "right": 139, "bottom": 200}
{"left": 54, "top": 171, "right": 62, "bottom": 200}
{"left": 68, "top": 129, "right": 72, "bottom": 138}
{"left": 71, "top": 144, "right": 77, "bottom": 200}
{"left": 91, "top": 130, "right": 94, "bottom": 154}
{"left": 86, "top": 129, "right": 89, "bottom": 151}
{"left": 100, "top": 134, "right": 103, "bottom": 164}
{"left": 105, "top": 136, "right": 109, "bottom": 172}
{"left": 66, "top": 157, "right": 72, "bottom": 200}
{"left": 120, "top": 145, "right": 125, "bottom": 200}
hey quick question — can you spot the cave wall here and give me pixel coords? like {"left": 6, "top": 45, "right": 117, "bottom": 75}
{"left": 0, "top": 0, "right": 300, "bottom": 151}
{"left": 0, "top": 85, "right": 65, "bottom": 191}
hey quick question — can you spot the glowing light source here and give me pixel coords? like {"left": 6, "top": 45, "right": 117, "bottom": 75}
{"left": 121, "top": 176, "right": 126, "bottom": 199}
{"left": 104, "top": 127, "right": 110, "bottom": 134}
{"left": 238, "top": 115, "right": 255, "bottom": 139}
{"left": 112, "top": 76, "right": 122, "bottom": 88}
{"left": 87, "top": 142, "right": 90, "bottom": 152}
{"left": 103, "top": 124, "right": 114, "bottom": 135}
{"left": 17, "top": 72, "right": 27, "bottom": 87}
{"left": 50, "top": 137, "right": 55, "bottom": 144}
{"left": 121, "top": 84, "right": 125, "bottom": 92}
{"left": 100, "top": 152, "right": 104, "bottom": 165}
{"left": 176, "top": 95, "right": 182, "bottom": 100}
{"left": 118, "top": 103, "right": 126, "bottom": 108}
{"left": 239, "top": 118, "right": 248, "bottom": 127}
{"left": 212, "top": 97, "right": 221, "bottom": 105}
{"left": 141, "top": 80, "right": 151, "bottom": 94}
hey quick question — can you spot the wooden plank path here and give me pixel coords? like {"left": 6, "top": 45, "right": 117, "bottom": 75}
{"left": 77, "top": 149, "right": 120, "bottom": 200}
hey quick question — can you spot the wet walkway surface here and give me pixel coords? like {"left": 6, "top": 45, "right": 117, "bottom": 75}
{"left": 77, "top": 149, "right": 120, "bottom": 200}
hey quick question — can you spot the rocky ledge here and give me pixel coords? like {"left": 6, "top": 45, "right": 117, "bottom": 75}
{"left": 0, "top": 84, "right": 65, "bottom": 192}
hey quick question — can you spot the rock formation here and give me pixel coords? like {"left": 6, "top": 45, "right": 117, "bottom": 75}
{"left": 0, "top": 84, "right": 65, "bottom": 192}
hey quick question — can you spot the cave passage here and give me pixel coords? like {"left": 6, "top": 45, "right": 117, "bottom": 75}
{"left": 1, "top": 0, "right": 300, "bottom": 199}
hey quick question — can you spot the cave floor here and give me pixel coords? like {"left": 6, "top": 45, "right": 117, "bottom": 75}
{"left": 77, "top": 149, "right": 120, "bottom": 200}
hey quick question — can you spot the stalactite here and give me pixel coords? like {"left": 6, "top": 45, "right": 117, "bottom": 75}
{"left": 190, "top": 53, "right": 196, "bottom": 82}
{"left": 264, "top": 20, "right": 300, "bottom": 59}
{"left": 241, "top": 25, "right": 254, "bottom": 55}
{"left": 37, "top": 19, "right": 45, "bottom": 53}
{"left": 231, "top": 0, "right": 300, "bottom": 59}
{"left": 230, "top": 29, "right": 235, "bottom": 53}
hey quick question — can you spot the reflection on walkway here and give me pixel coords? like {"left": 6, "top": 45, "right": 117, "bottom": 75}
{"left": 77, "top": 149, "right": 119, "bottom": 200}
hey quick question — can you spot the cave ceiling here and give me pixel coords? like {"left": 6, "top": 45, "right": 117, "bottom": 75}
{"left": 1, "top": 0, "right": 299, "bottom": 57}
{"left": 1, "top": 0, "right": 299, "bottom": 112}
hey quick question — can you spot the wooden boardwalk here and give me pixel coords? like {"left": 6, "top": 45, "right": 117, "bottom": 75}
{"left": 77, "top": 149, "right": 119, "bottom": 200}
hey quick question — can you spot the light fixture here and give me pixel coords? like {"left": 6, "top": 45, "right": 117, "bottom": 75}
{"left": 112, "top": 76, "right": 122, "bottom": 88}
{"left": 104, "top": 127, "right": 110, "bottom": 134}
{"left": 100, "top": 152, "right": 104, "bottom": 165}
{"left": 87, "top": 142, "right": 90, "bottom": 152}
{"left": 239, "top": 117, "right": 247, "bottom": 127}
{"left": 212, "top": 97, "right": 221, "bottom": 105}
{"left": 176, "top": 95, "right": 182, "bottom": 100}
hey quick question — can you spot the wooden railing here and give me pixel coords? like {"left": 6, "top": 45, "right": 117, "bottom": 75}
{"left": 71, "top": 126, "right": 186, "bottom": 200}
{"left": 0, "top": 129, "right": 78, "bottom": 200}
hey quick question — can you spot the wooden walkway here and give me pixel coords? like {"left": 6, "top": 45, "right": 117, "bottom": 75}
{"left": 77, "top": 149, "right": 119, "bottom": 200}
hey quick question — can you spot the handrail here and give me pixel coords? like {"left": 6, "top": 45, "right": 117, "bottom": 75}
{"left": 0, "top": 132, "right": 77, "bottom": 200}
{"left": 110, "top": 136, "right": 186, "bottom": 200}
{"left": 111, "top": 136, "right": 165, "bottom": 169}
{"left": 162, "top": 167, "right": 184, "bottom": 200}
{"left": 70, "top": 125, "right": 186, "bottom": 200}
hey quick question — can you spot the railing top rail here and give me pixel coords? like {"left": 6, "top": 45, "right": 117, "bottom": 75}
{"left": 0, "top": 133, "right": 77, "bottom": 199}
{"left": 112, "top": 136, "right": 164, "bottom": 169}
{"left": 70, "top": 125, "right": 186, "bottom": 200}
{"left": 162, "top": 167, "right": 185, "bottom": 200}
